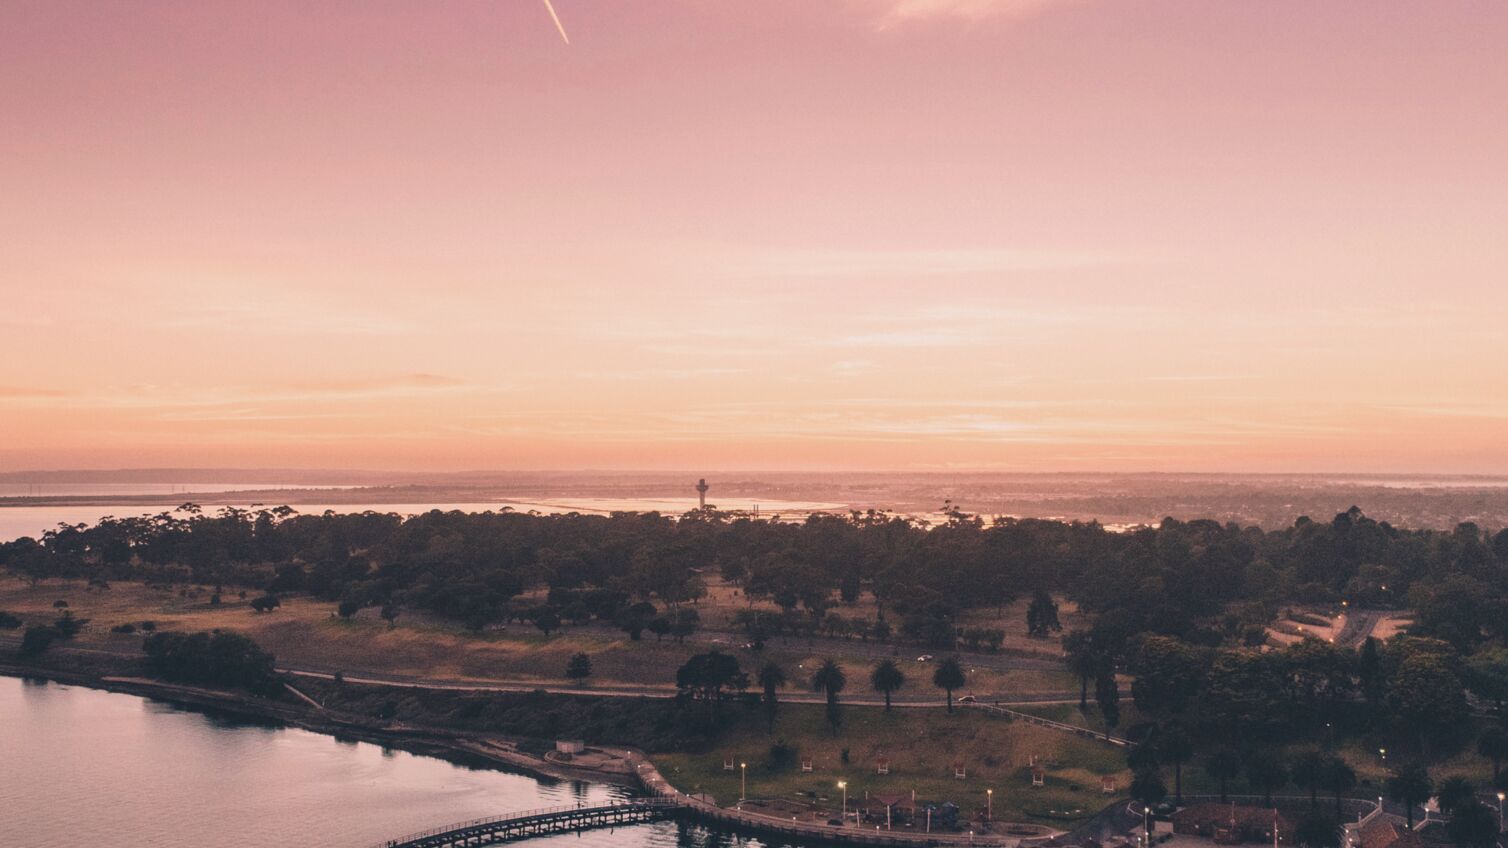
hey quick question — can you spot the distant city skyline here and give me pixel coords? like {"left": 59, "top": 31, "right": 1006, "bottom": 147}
{"left": 3, "top": 1, "right": 1507, "bottom": 473}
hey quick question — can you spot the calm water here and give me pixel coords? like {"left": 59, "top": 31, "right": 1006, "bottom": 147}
{"left": 0, "top": 498, "right": 846, "bottom": 542}
{"left": 0, "top": 676, "right": 780, "bottom": 848}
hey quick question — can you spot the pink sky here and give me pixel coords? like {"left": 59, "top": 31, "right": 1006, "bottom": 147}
{"left": 2, "top": 0, "right": 1506, "bottom": 473}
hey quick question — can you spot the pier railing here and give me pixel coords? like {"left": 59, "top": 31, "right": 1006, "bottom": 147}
{"left": 366, "top": 799, "right": 681, "bottom": 848}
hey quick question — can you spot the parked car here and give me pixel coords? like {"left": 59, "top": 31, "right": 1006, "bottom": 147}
{"left": 958, "top": 695, "right": 977, "bottom": 704}
{"left": 916, "top": 655, "right": 933, "bottom": 662}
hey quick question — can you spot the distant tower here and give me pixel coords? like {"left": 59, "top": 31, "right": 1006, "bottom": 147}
{"left": 696, "top": 478, "right": 709, "bottom": 510}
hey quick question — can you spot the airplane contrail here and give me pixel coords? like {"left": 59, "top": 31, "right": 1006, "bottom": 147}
{"left": 541, "top": 0, "right": 570, "bottom": 44}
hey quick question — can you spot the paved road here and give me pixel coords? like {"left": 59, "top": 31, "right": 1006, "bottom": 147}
{"left": 0, "top": 634, "right": 1083, "bottom": 708}
{"left": 1333, "top": 608, "right": 1387, "bottom": 649}
{"left": 571, "top": 620, "right": 1068, "bottom": 672}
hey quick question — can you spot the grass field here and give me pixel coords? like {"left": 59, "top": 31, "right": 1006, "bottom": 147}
{"left": 0, "top": 577, "right": 1079, "bottom": 696}
{"left": 655, "top": 702, "right": 1129, "bottom": 825}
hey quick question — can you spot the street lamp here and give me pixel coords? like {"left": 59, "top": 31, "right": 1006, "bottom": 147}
{"left": 1497, "top": 792, "right": 1504, "bottom": 832}
{"left": 740, "top": 762, "right": 747, "bottom": 802}
{"left": 1378, "top": 748, "right": 1387, "bottom": 766}
{"left": 838, "top": 781, "right": 848, "bottom": 824}
{"left": 987, "top": 788, "right": 993, "bottom": 821}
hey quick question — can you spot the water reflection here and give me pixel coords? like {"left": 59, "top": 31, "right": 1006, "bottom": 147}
{"left": 0, "top": 676, "right": 814, "bottom": 848}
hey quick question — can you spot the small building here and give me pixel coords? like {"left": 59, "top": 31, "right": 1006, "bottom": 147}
{"left": 1172, "top": 803, "right": 1293, "bottom": 845}
{"left": 723, "top": 757, "right": 735, "bottom": 771}
{"left": 1101, "top": 776, "right": 1116, "bottom": 794}
{"left": 953, "top": 760, "right": 967, "bottom": 779}
{"left": 1346, "top": 815, "right": 1424, "bottom": 848}
{"left": 554, "top": 740, "right": 585, "bottom": 761}
{"left": 876, "top": 756, "right": 891, "bottom": 775}
{"left": 1030, "top": 767, "right": 1045, "bottom": 787}
{"left": 801, "top": 757, "right": 813, "bottom": 773}
{"left": 864, "top": 791, "right": 916, "bottom": 828}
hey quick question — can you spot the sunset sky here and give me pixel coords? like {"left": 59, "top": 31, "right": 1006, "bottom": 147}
{"left": 2, "top": 0, "right": 1506, "bottom": 473}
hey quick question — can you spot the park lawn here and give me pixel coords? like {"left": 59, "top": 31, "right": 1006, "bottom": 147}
{"left": 0, "top": 577, "right": 1080, "bottom": 696}
{"left": 654, "top": 701, "right": 1129, "bottom": 826}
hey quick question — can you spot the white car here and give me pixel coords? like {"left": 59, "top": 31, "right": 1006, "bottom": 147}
{"left": 916, "top": 655, "right": 933, "bottom": 662}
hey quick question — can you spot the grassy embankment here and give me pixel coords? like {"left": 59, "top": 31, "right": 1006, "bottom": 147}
{"left": 654, "top": 702, "right": 1128, "bottom": 825}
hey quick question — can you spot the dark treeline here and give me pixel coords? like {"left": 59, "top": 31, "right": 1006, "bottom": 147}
{"left": 4, "top": 504, "right": 1508, "bottom": 655}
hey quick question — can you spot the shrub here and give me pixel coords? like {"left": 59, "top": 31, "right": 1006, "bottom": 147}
{"left": 142, "top": 630, "right": 280, "bottom": 697}
{"left": 111, "top": 623, "right": 138, "bottom": 634}
{"left": 0, "top": 611, "right": 22, "bottom": 630}
{"left": 18, "top": 625, "right": 59, "bottom": 657}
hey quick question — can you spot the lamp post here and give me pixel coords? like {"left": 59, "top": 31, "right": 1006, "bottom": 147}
{"left": 740, "top": 762, "right": 747, "bottom": 802}
{"left": 839, "top": 781, "right": 848, "bottom": 825}
{"left": 1497, "top": 792, "right": 1504, "bottom": 832}
{"left": 1378, "top": 748, "right": 1387, "bottom": 766}
{"left": 987, "top": 788, "right": 993, "bottom": 821}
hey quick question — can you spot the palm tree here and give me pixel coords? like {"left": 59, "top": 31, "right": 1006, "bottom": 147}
{"left": 1292, "top": 749, "right": 1329, "bottom": 808}
{"left": 1386, "top": 763, "right": 1433, "bottom": 829}
{"left": 1245, "top": 751, "right": 1288, "bottom": 807}
{"left": 870, "top": 659, "right": 906, "bottom": 711}
{"left": 1435, "top": 776, "right": 1475, "bottom": 816}
{"left": 1159, "top": 726, "right": 1195, "bottom": 806}
{"left": 758, "top": 661, "right": 786, "bottom": 732}
{"left": 1205, "top": 748, "right": 1242, "bottom": 804}
{"left": 812, "top": 659, "right": 847, "bottom": 736}
{"left": 1477, "top": 727, "right": 1508, "bottom": 785}
{"left": 1063, "top": 630, "right": 1098, "bottom": 712}
{"left": 933, "top": 656, "right": 967, "bottom": 713}
{"left": 1321, "top": 757, "right": 1356, "bottom": 818}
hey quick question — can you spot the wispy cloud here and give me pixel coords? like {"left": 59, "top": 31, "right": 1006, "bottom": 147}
{"left": 866, "top": 0, "right": 1074, "bottom": 29}
{"left": 0, "top": 386, "right": 67, "bottom": 399}
{"left": 737, "top": 246, "right": 1129, "bottom": 278}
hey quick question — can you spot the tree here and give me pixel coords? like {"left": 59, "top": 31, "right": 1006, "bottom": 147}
{"left": 811, "top": 659, "right": 847, "bottom": 736}
{"left": 1159, "top": 725, "right": 1194, "bottom": 805}
{"left": 18, "top": 624, "right": 58, "bottom": 658}
{"left": 533, "top": 608, "right": 561, "bottom": 638}
{"left": 1358, "top": 637, "right": 1384, "bottom": 708}
{"left": 1292, "top": 749, "right": 1329, "bottom": 808}
{"left": 1445, "top": 801, "right": 1498, "bottom": 848}
{"left": 250, "top": 594, "right": 281, "bottom": 613}
{"left": 141, "top": 630, "right": 280, "bottom": 696}
{"left": 1476, "top": 726, "right": 1508, "bottom": 785}
{"left": 52, "top": 610, "right": 86, "bottom": 639}
{"left": 380, "top": 602, "right": 400, "bottom": 628}
{"left": 1435, "top": 776, "right": 1474, "bottom": 816}
{"left": 616, "top": 602, "right": 656, "bottom": 641}
{"left": 758, "top": 661, "right": 786, "bottom": 732}
{"left": 676, "top": 651, "right": 748, "bottom": 728}
{"left": 647, "top": 617, "right": 671, "bottom": 642}
{"left": 870, "top": 659, "right": 906, "bottom": 711}
{"left": 1320, "top": 758, "right": 1356, "bottom": 818}
{"left": 1026, "top": 590, "right": 1062, "bottom": 637}
{"left": 1064, "top": 630, "right": 1098, "bottom": 711}
{"left": 1205, "top": 748, "right": 1242, "bottom": 803}
{"left": 1131, "top": 767, "right": 1167, "bottom": 807}
{"left": 565, "top": 652, "right": 592, "bottom": 681}
{"left": 1245, "top": 751, "right": 1288, "bottom": 806}
{"left": 1385, "top": 763, "right": 1433, "bottom": 829}
{"left": 1389, "top": 654, "right": 1468, "bottom": 754}
{"left": 933, "top": 656, "right": 967, "bottom": 712}
{"left": 1096, "top": 666, "right": 1121, "bottom": 737}
{"left": 337, "top": 598, "right": 361, "bottom": 618}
